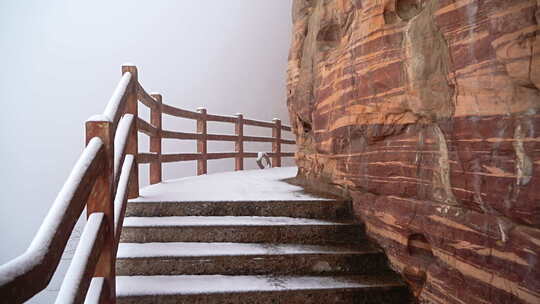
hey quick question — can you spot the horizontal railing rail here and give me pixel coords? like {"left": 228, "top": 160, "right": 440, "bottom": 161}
{"left": 135, "top": 81, "right": 294, "bottom": 179}
{"left": 0, "top": 64, "right": 296, "bottom": 304}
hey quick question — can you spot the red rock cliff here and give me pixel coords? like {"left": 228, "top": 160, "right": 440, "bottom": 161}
{"left": 286, "top": 0, "right": 540, "bottom": 303}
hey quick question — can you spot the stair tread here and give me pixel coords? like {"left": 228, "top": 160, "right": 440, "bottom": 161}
{"left": 117, "top": 242, "right": 379, "bottom": 259}
{"left": 116, "top": 274, "right": 405, "bottom": 297}
{"left": 125, "top": 199, "right": 351, "bottom": 220}
{"left": 129, "top": 167, "right": 339, "bottom": 203}
{"left": 129, "top": 199, "right": 341, "bottom": 204}
{"left": 123, "top": 216, "right": 358, "bottom": 227}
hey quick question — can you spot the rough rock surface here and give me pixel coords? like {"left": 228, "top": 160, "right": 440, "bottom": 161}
{"left": 286, "top": 0, "right": 540, "bottom": 303}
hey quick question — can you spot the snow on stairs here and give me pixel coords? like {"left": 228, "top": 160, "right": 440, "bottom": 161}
{"left": 116, "top": 168, "right": 412, "bottom": 303}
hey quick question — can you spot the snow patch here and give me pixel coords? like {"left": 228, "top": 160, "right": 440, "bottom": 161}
{"left": 130, "top": 167, "right": 332, "bottom": 202}
{"left": 84, "top": 277, "right": 105, "bottom": 304}
{"left": 117, "top": 242, "right": 372, "bottom": 258}
{"left": 116, "top": 275, "right": 401, "bottom": 296}
{"left": 113, "top": 114, "right": 134, "bottom": 177}
{"left": 103, "top": 72, "right": 132, "bottom": 121}
{"left": 86, "top": 114, "right": 110, "bottom": 123}
{"left": 114, "top": 155, "right": 134, "bottom": 234}
{"left": 55, "top": 213, "right": 104, "bottom": 304}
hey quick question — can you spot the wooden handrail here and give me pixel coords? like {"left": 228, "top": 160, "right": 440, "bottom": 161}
{"left": 0, "top": 64, "right": 296, "bottom": 304}
{"left": 161, "top": 130, "right": 201, "bottom": 140}
{"left": 104, "top": 72, "right": 132, "bottom": 132}
{"left": 136, "top": 117, "right": 158, "bottom": 137}
{"left": 55, "top": 212, "right": 106, "bottom": 304}
{"left": 113, "top": 155, "right": 135, "bottom": 240}
{"left": 135, "top": 88, "right": 296, "bottom": 178}
{"left": 281, "top": 139, "right": 295, "bottom": 145}
{"left": 113, "top": 114, "right": 134, "bottom": 179}
{"left": 0, "top": 138, "right": 105, "bottom": 303}
{"left": 85, "top": 278, "right": 107, "bottom": 304}
{"left": 207, "top": 134, "right": 238, "bottom": 141}
{"left": 206, "top": 113, "right": 237, "bottom": 123}
{"left": 243, "top": 118, "right": 275, "bottom": 128}
{"left": 138, "top": 98, "right": 296, "bottom": 176}
{"left": 137, "top": 152, "right": 159, "bottom": 164}
{"left": 149, "top": 151, "right": 297, "bottom": 163}
{"left": 162, "top": 104, "right": 201, "bottom": 120}
{"left": 136, "top": 83, "right": 158, "bottom": 111}
{"left": 159, "top": 132, "right": 296, "bottom": 145}
{"left": 244, "top": 152, "right": 295, "bottom": 158}
{"left": 162, "top": 153, "right": 201, "bottom": 163}
{"left": 121, "top": 65, "right": 140, "bottom": 200}
{"left": 157, "top": 99, "right": 293, "bottom": 131}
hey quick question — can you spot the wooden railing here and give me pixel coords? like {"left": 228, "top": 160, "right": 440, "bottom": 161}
{"left": 136, "top": 83, "right": 294, "bottom": 181}
{"left": 0, "top": 65, "right": 295, "bottom": 304}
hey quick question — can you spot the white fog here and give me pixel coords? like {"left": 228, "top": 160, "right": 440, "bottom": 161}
{"left": 0, "top": 1, "right": 293, "bottom": 302}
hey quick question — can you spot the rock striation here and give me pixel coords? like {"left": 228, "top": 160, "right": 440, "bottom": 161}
{"left": 286, "top": 0, "right": 540, "bottom": 303}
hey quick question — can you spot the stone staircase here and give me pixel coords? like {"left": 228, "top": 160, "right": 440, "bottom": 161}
{"left": 115, "top": 168, "right": 411, "bottom": 303}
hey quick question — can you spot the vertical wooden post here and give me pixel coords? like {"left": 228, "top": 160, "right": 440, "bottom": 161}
{"left": 85, "top": 118, "right": 115, "bottom": 304}
{"left": 197, "top": 107, "right": 207, "bottom": 175}
{"left": 272, "top": 118, "right": 282, "bottom": 167}
{"left": 150, "top": 93, "right": 162, "bottom": 184}
{"left": 121, "top": 65, "right": 139, "bottom": 199}
{"left": 235, "top": 113, "right": 244, "bottom": 171}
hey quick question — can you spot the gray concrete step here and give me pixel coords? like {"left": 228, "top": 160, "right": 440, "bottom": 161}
{"left": 119, "top": 216, "right": 364, "bottom": 244}
{"left": 115, "top": 274, "right": 411, "bottom": 304}
{"left": 116, "top": 242, "right": 389, "bottom": 276}
{"left": 125, "top": 199, "right": 351, "bottom": 220}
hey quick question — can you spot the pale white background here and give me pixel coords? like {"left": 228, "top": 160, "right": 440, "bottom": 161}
{"left": 0, "top": 1, "right": 294, "bottom": 302}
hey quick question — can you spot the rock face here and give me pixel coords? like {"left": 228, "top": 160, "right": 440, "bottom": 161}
{"left": 286, "top": 0, "right": 540, "bottom": 303}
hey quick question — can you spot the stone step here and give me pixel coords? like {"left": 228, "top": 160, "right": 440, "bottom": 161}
{"left": 125, "top": 199, "right": 351, "bottom": 220}
{"left": 120, "top": 216, "right": 364, "bottom": 244}
{"left": 116, "top": 242, "right": 389, "bottom": 276}
{"left": 116, "top": 274, "right": 411, "bottom": 304}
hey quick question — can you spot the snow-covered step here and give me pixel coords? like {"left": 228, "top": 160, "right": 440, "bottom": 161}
{"left": 115, "top": 274, "right": 411, "bottom": 304}
{"left": 116, "top": 168, "right": 412, "bottom": 302}
{"left": 116, "top": 242, "right": 389, "bottom": 276}
{"left": 119, "top": 216, "right": 364, "bottom": 244}
{"left": 130, "top": 167, "right": 333, "bottom": 203}
{"left": 125, "top": 199, "right": 351, "bottom": 220}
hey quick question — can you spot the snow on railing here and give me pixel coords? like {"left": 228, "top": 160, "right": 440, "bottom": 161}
{"left": 0, "top": 137, "right": 104, "bottom": 303}
{"left": 113, "top": 155, "right": 134, "bottom": 238}
{"left": 55, "top": 212, "right": 105, "bottom": 304}
{"left": 0, "top": 64, "right": 296, "bottom": 304}
{"left": 84, "top": 277, "right": 106, "bottom": 304}
{"left": 103, "top": 72, "right": 132, "bottom": 123}
{"left": 113, "top": 114, "right": 134, "bottom": 178}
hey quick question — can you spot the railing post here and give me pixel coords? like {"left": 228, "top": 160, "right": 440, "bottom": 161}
{"left": 235, "top": 113, "right": 244, "bottom": 171}
{"left": 272, "top": 118, "right": 282, "bottom": 167}
{"left": 85, "top": 118, "right": 115, "bottom": 304}
{"left": 121, "top": 64, "right": 139, "bottom": 199}
{"left": 150, "top": 93, "right": 163, "bottom": 184}
{"left": 197, "top": 107, "right": 207, "bottom": 175}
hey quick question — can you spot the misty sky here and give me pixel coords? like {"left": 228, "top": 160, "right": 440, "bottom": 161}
{"left": 0, "top": 1, "right": 294, "bottom": 294}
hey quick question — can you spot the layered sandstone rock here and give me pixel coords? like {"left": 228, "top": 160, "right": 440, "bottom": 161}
{"left": 286, "top": 0, "right": 540, "bottom": 303}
